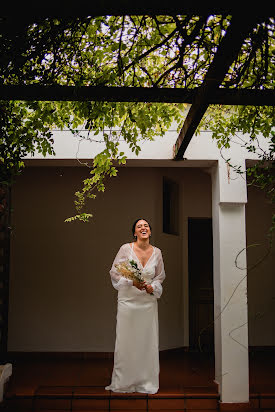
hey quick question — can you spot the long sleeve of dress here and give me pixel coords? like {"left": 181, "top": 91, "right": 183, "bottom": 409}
{"left": 151, "top": 248, "right": 166, "bottom": 299}
{"left": 109, "top": 244, "right": 133, "bottom": 291}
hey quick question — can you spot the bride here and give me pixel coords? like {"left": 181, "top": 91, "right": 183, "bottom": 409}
{"left": 105, "top": 218, "right": 166, "bottom": 394}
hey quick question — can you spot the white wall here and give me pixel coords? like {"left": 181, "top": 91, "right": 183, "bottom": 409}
{"left": 8, "top": 166, "right": 213, "bottom": 352}
{"left": 26, "top": 126, "right": 270, "bottom": 163}
{"left": 10, "top": 126, "right": 274, "bottom": 351}
{"left": 9, "top": 166, "right": 159, "bottom": 352}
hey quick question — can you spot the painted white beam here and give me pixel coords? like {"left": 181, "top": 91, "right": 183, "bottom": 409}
{"left": 211, "top": 159, "right": 249, "bottom": 403}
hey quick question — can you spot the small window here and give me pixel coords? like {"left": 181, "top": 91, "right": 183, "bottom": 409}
{"left": 163, "top": 177, "right": 179, "bottom": 235}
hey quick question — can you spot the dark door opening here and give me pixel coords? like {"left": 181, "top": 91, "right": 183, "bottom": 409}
{"left": 188, "top": 218, "right": 214, "bottom": 352}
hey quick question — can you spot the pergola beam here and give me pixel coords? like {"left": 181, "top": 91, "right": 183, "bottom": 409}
{"left": 0, "top": 85, "right": 273, "bottom": 106}
{"left": 1, "top": 2, "right": 274, "bottom": 18}
{"left": 0, "top": 85, "right": 193, "bottom": 103}
{"left": 173, "top": 15, "right": 260, "bottom": 160}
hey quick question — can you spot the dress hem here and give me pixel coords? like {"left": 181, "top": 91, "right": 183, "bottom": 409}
{"left": 105, "top": 385, "right": 158, "bottom": 394}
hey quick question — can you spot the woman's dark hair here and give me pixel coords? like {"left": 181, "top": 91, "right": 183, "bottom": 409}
{"left": 132, "top": 218, "right": 152, "bottom": 238}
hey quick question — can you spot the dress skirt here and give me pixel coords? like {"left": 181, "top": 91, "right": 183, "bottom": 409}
{"left": 105, "top": 286, "right": 159, "bottom": 394}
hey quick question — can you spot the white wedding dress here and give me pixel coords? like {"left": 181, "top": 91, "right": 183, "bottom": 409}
{"left": 105, "top": 243, "right": 165, "bottom": 394}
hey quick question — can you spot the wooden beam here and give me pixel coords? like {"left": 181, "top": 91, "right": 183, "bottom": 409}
{"left": 0, "top": 85, "right": 194, "bottom": 103}
{"left": 173, "top": 15, "right": 260, "bottom": 160}
{"left": 208, "top": 89, "right": 275, "bottom": 106}
{"left": 1, "top": 2, "right": 274, "bottom": 18}
{"left": 0, "top": 85, "right": 273, "bottom": 105}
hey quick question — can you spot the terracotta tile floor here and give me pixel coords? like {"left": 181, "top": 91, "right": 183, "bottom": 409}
{"left": 5, "top": 352, "right": 218, "bottom": 397}
{"left": 2, "top": 350, "right": 275, "bottom": 411}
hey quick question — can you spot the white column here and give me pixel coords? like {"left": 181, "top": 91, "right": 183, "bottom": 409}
{"left": 212, "top": 159, "right": 249, "bottom": 403}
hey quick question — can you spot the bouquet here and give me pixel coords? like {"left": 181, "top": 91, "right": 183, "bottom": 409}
{"left": 115, "top": 259, "right": 154, "bottom": 295}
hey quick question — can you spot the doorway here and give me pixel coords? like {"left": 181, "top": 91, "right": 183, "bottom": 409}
{"left": 188, "top": 218, "right": 214, "bottom": 352}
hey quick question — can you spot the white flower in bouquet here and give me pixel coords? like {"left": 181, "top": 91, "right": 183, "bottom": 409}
{"left": 115, "top": 259, "right": 154, "bottom": 295}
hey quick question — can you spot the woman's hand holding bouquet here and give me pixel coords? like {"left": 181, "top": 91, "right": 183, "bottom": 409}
{"left": 115, "top": 259, "right": 154, "bottom": 295}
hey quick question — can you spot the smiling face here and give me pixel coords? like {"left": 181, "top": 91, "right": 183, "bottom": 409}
{"left": 134, "top": 219, "right": 151, "bottom": 241}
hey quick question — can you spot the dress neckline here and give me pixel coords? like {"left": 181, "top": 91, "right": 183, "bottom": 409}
{"left": 129, "top": 243, "right": 155, "bottom": 269}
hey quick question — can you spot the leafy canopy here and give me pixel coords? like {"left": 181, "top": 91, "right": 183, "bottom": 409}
{"left": 0, "top": 15, "right": 274, "bottom": 221}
